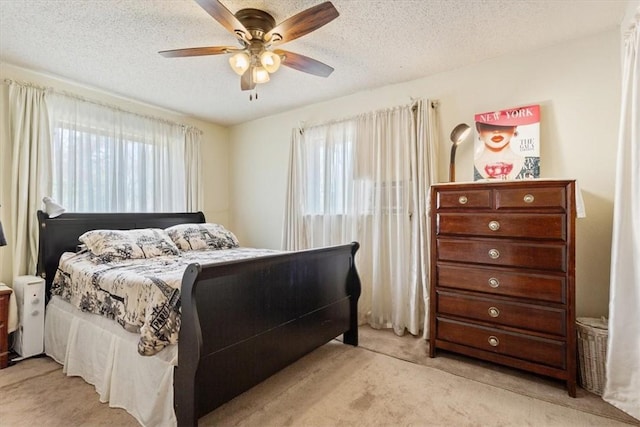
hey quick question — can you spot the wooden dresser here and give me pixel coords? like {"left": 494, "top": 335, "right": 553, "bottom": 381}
{"left": 428, "top": 180, "right": 576, "bottom": 396}
{"left": 0, "top": 287, "right": 12, "bottom": 369}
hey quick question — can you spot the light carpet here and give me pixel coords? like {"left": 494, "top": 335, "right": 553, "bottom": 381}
{"left": 202, "top": 342, "right": 633, "bottom": 426}
{"left": 0, "top": 327, "right": 637, "bottom": 426}
{"left": 352, "top": 327, "right": 638, "bottom": 425}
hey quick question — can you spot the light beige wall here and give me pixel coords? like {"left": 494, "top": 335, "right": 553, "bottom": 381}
{"left": 229, "top": 30, "right": 621, "bottom": 318}
{"left": 0, "top": 63, "right": 231, "bottom": 284}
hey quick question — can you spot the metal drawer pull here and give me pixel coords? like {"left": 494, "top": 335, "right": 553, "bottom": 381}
{"left": 488, "top": 249, "right": 500, "bottom": 259}
{"left": 488, "top": 307, "right": 500, "bottom": 318}
{"left": 523, "top": 194, "right": 535, "bottom": 203}
{"left": 488, "top": 220, "right": 500, "bottom": 231}
{"left": 458, "top": 196, "right": 468, "bottom": 205}
{"left": 488, "top": 336, "right": 499, "bottom": 347}
{"left": 488, "top": 277, "right": 500, "bottom": 288}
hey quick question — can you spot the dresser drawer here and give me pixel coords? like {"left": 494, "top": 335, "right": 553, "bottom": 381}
{"left": 437, "top": 264, "right": 566, "bottom": 303}
{"left": 437, "top": 318, "right": 566, "bottom": 369}
{"left": 437, "top": 291, "right": 566, "bottom": 335}
{"left": 436, "top": 213, "right": 566, "bottom": 240}
{"left": 436, "top": 189, "right": 491, "bottom": 209}
{"left": 495, "top": 187, "right": 566, "bottom": 210}
{"left": 437, "top": 238, "right": 566, "bottom": 271}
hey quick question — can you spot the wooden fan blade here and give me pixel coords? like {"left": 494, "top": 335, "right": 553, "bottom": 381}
{"left": 274, "top": 49, "right": 334, "bottom": 77}
{"left": 159, "top": 46, "right": 238, "bottom": 57}
{"left": 194, "top": 0, "right": 252, "bottom": 41}
{"left": 265, "top": 2, "right": 338, "bottom": 45}
{"left": 241, "top": 68, "right": 256, "bottom": 91}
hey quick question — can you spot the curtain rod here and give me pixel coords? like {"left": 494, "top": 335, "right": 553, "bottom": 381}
{"left": 3, "top": 78, "right": 203, "bottom": 135}
{"left": 300, "top": 98, "right": 434, "bottom": 131}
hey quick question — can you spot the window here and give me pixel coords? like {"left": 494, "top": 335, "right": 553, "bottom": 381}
{"left": 48, "top": 94, "right": 187, "bottom": 213}
{"left": 302, "top": 134, "right": 354, "bottom": 215}
{"left": 300, "top": 121, "right": 409, "bottom": 216}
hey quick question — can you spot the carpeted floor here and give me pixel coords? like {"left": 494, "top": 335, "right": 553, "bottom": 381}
{"left": 1, "top": 326, "right": 637, "bottom": 426}
{"left": 353, "top": 326, "right": 638, "bottom": 425}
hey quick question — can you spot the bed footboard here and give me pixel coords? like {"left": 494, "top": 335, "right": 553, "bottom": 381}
{"left": 174, "top": 242, "right": 360, "bottom": 426}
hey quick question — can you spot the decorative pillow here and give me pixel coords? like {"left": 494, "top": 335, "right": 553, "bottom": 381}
{"left": 79, "top": 228, "right": 180, "bottom": 262}
{"left": 165, "top": 223, "right": 239, "bottom": 251}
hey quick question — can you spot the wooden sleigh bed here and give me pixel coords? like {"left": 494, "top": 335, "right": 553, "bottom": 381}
{"left": 36, "top": 210, "right": 361, "bottom": 426}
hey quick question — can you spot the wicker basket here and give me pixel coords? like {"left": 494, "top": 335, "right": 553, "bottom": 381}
{"left": 576, "top": 317, "right": 608, "bottom": 395}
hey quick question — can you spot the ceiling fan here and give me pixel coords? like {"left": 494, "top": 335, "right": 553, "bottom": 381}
{"left": 159, "top": 0, "right": 339, "bottom": 95}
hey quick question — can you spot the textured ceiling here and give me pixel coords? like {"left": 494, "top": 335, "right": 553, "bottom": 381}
{"left": 0, "top": 0, "right": 628, "bottom": 126}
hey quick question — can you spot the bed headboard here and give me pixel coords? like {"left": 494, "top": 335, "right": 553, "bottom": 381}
{"left": 36, "top": 210, "right": 206, "bottom": 300}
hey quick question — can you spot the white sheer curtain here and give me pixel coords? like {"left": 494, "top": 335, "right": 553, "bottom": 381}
{"left": 603, "top": 8, "right": 640, "bottom": 420}
{"left": 184, "top": 127, "right": 202, "bottom": 212}
{"left": 282, "top": 128, "right": 305, "bottom": 251}
{"left": 415, "top": 100, "right": 440, "bottom": 337}
{"left": 283, "top": 100, "right": 438, "bottom": 335}
{"left": 47, "top": 93, "right": 188, "bottom": 212}
{"left": 8, "top": 82, "right": 52, "bottom": 277}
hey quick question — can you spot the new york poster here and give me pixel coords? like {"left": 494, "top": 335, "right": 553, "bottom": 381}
{"left": 473, "top": 104, "right": 540, "bottom": 181}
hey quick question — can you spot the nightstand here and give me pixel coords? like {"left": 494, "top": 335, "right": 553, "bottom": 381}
{"left": 0, "top": 287, "right": 11, "bottom": 369}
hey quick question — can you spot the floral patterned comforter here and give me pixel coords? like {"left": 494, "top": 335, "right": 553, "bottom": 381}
{"left": 51, "top": 248, "right": 280, "bottom": 356}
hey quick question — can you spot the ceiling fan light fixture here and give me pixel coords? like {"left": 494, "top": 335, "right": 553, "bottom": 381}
{"left": 260, "top": 50, "right": 281, "bottom": 73}
{"left": 229, "top": 52, "right": 250, "bottom": 76}
{"left": 253, "top": 66, "right": 270, "bottom": 83}
{"left": 160, "top": 1, "right": 340, "bottom": 93}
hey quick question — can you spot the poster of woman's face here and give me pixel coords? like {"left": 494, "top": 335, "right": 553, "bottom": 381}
{"left": 473, "top": 104, "right": 540, "bottom": 181}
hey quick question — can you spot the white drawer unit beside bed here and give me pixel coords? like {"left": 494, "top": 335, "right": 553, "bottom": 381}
{"left": 37, "top": 211, "right": 361, "bottom": 426}
{"left": 13, "top": 275, "right": 45, "bottom": 359}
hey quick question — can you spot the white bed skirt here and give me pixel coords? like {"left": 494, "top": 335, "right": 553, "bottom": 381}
{"left": 44, "top": 296, "right": 178, "bottom": 426}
